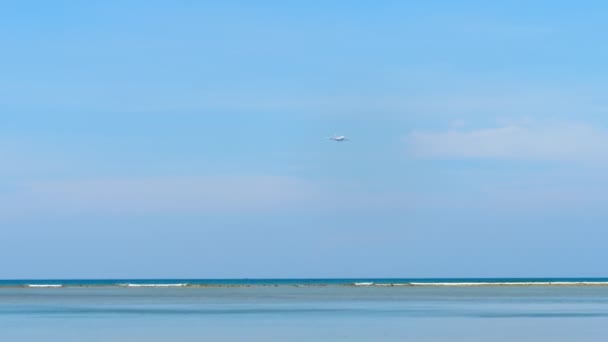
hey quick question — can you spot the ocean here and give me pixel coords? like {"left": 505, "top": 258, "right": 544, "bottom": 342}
{"left": 2, "top": 278, "right": 608, "bottom": 341}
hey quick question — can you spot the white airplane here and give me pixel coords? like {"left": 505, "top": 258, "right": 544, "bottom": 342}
{"left": 328, "top": 134, "right": 348, "bottom": 142}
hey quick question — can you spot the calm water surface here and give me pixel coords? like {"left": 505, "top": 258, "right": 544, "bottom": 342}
{"left": 2, "top": 285, "right": 608, "bottom": 341}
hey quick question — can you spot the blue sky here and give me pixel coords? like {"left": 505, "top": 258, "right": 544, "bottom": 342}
{"left": 2, "top": 1, "right": 608, "bottom": 278}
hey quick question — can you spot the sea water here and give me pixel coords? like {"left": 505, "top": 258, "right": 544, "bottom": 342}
{"left": 1, "top": 279, "right": 608, "bottom": 341}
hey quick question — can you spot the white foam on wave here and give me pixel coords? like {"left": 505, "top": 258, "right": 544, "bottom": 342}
{"left": 120, "top": 283, "right": 188, "bottom": 287}
{"left": 354, "top": 282, "right": 374, "bottom": 286}
{"left": 408, "top": 282, "right": 608, "bottom": 286}
{"left": 27, "top": 284, "right": 63, "bottom": 288}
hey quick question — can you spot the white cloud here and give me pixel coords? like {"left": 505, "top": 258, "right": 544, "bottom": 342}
{"left": 406, "top": 122, "right": 608, "bottom": 161}
{"left": 0, "top": 175, "right": 320, "bottom": 218}
{"left": 0, "top": 174, "right": 455, "bottom": 221}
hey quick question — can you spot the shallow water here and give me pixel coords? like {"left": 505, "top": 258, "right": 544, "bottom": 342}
{"left": 2, "top": 285, "right": 608, "bottom": 341}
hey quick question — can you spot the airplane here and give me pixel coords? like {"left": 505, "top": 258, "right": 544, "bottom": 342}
{"left": 329, "top": 134, "right": 348, "bottom": 142}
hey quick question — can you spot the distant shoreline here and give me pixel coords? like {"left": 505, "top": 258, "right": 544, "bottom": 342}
{"left": 3, "top": 278, "right": 608, "bottom": 288}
